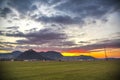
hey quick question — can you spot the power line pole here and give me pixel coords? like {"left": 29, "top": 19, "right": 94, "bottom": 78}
{"left": 104, "top": 46, "right": 108, "bottom": 61}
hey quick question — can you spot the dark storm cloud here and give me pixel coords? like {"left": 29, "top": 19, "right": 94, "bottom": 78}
{"left": 1, "top": 0, "right": 119, "bottom": 24}
{"left": 34, "top": 0, "right": 119, "bottom": 25}
{"left": 7, "top": 0, "right": 34, "bottom": 15}
{"left": 0, "top": 26, "right": 24, "bottom": 37}
{"left": 0, "top": 31, "right": 3, "bottom": 35}
{"left": 0, "top": 7, "right": 12, "bottom": 17}
{"left": 0, "top": 0, "right": 4, "bottom": 5}
{"left": 79, "top": 41, "right": 90, "bottom": 44}
{"left": 0, "top": 0, "right": 120, "bottom": 51}
{"left": 35, "top": 15, "right": 82, "bottom": 24}
{"left": 5, "top": 32, "right": 24, "bottom": 37}
{"left": 6, "top": 26, "right": 19, "bottom": 29}
{"left": 62, "top": 41, "right": 76, "bottom": 46}
{"left": 15, "top": 28, "right": 77, "bottom": 47}
{"left": 88, "top": 40, "right": 120, "bottom": 50}
{"left": 0, "top": 42, "right": 15, "bottom": 51}
{"left": 68, "top": 39, "right": 120, "bottom": 51}
{"left": 0, "top": 27, "right": 71, "bottom": 46}
{"left": 27, "top": 31, "right": 66, "bottom": 40}
{"left": 0, "top": 29, "right": 24, "bottom": 37}
{"left": 0, "top": 27, "right": 66, "bottom": 39}
{"left": 17, "top": 28, "right": 67, "bottom": 44}
{"left": 0, "top": 42, "right": 17, "bottom": 45}
{"left": 6, "top": 0, "right": 59, "bottom": 15}
{"left": 55, "top": 0, "right": 120, "bottom": 18}
{"left": 100, "top": 39, "right": 120, "bottom": 46}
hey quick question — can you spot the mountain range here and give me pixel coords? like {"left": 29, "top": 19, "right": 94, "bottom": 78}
{"left": 0, "top": 49, "right": 102, "bottom": 61}
{"left": 0, "top": 49, "right": 63, "bottom": 61}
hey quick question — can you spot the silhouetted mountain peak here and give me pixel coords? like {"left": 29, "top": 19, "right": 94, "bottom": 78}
{"left": 16, "top": 49, "right": 46, "bottom": 60}
{"left": 24, "top": 49, "right": 37, "bottom": 54}
{"left": 40, "top": 51, "right": 63, "bottom": 60}
{"left": 27, "top": 49, "right": 35, "bottom": 52}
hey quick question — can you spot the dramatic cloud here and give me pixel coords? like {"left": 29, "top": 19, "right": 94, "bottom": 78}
{"left": 16, "top": 28, "right": 68, "bottom": 45}
{"left": 0, "top": 7, "right": 12, "bottom": 17}
{"left": 7, "top": 0, "right": 34, "bottom": 15}
{"left": 0, "top": 0, "right": 120, "bottom": 54}
{"left": 1, "top": 0, "right": 120, "bottom": 24}
{"left": 55, "top": 0, "right": 120, "bottom": 18}
{"left": 0, "top": 29, "right": 24, "bottom": 37}
{"left": 6, "top": 26, "right": 19, "bottom": 29}
{"left": 69, "top": 39, "right": 120, "bottom": 51}
{"left": 35, "top": 15, "right": 82, "bottom": 24}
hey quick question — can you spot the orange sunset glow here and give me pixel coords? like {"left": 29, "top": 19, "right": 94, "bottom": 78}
{"left": 62, "top": 49, "right": 90, "bottom": 56}
{"left": 62, "top": 48, "right": 120, "bottom": 58}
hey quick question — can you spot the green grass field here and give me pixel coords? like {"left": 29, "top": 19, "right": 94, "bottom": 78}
{"left": 0, "top": 60, "right": 119, "bottom": 80}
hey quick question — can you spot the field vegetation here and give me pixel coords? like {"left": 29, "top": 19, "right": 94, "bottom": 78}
{"left": 0, "top": 60, "right": 119, "bottom": 80}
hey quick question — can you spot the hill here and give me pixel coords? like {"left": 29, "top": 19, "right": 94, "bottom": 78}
{"left": 16, "top": 49, "right": 46, "bottom": 60}
{"left": 39, "top": 51, "right": 63, "bottom": 60}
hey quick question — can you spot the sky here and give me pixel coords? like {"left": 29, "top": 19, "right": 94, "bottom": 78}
{"left": 0, "top": 0, "right": 120, "bottom": 58}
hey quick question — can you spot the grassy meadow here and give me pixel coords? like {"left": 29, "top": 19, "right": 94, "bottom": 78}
{"left": 0, "top": 60, "right": 119, "bottom": 80}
